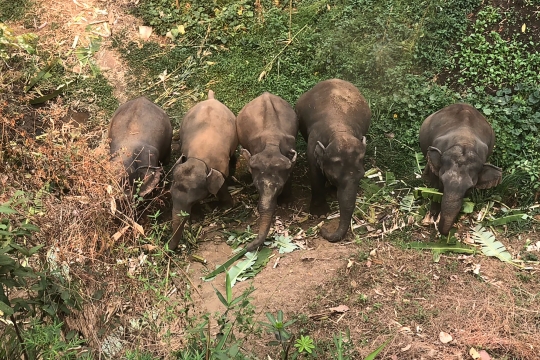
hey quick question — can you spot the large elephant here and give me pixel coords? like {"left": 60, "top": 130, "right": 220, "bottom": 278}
{"left": 419, "top": 103, "right": 502, "bottom": 235}
{"left": 295, "top": 79, "right": 371, "bottom": 242}
{"left": 236, "top": 92, "right": 299, "bottom": 252}
{"left": 108, "top": 97, "right": 172, "bottom": 196}
{"left": 169, "top": 90, "right": 238, "bottom": 250}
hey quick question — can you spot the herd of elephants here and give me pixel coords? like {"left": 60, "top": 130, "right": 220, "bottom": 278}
{"left": 107, "top": 78, "right": 503, "bottom": 252}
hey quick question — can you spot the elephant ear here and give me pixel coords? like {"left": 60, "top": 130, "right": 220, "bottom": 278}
{"left": 427, "top": 146, "right": 442, "bottom": 176}
{"left": 314, "top": 141, "right": 326, "bottom": 171}
{"left": 241, "top": 148, "right": 255, "bottom": 173}
{"left": 206, "top": 168, "right": 225, "bottom": 195}
{"left": 476, "top": 163, "right": 502, "bottom": 189}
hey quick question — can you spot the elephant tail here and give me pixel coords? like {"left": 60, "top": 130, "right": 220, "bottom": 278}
{"left": 208, "top": 90, "right": 215, "bottom": 100}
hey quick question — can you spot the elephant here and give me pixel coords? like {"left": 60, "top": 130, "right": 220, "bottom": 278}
{"left": 419, "top": 103, "right": 502, "bottom": 235}
{"left": 169, "top": 90, "right": 238, "bottom": 250}
{"left": 295, "top": 79, "right": 371, "bottom": 242}
{"left": 108, "top": 97, "right": 172, "bottom": 197}
{"left": 236, "top": 92, "right": 299, "bottom": 252}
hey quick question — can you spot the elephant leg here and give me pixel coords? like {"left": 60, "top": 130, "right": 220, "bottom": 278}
{"left": 309, "top": 165, "right": 329, "bottom": 216}
{"left": 216, "top": 183, "right": 234, "bottom": 209}
{"left": 277, "top": 177, "right": 293, "bottom": 206}
{"left": 430, "top": 200, "right": 441, "bottom": 219}
{"left": 226, "top": 154, "right": 238, "bottom": 185}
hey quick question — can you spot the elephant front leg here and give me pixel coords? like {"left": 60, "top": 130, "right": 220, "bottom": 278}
{"left": 277, "top": 177, "right": 293, "bottom": 206}
{"left": 216, "top": 183, "right": 234, "bottom": 209}
{"left": 308, "top": 165, "right": 329, "bottom": 216}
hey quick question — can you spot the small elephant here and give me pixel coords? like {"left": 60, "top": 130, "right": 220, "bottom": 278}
{"left": 108, "top": 97, "right": 172, "bottom": 196}
{"left": 237, "top": 92, "right": 299, "bottom": 252}
{"left": 295, "top": 79, "right": 371, "bottom": 242}
{"left": 169, "top": 90, "right": 238, "bottom": 250}
{"left": 419, "top": 103, "right": 502, "bottom": 235}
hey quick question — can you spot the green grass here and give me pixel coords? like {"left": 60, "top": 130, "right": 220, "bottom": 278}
{"left": 0, "top": 0, "right": 33, "bottom": 22}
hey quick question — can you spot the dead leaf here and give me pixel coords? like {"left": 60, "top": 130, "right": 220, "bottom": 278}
{"left": 401, "top": 344, "right": 411, "bottom": 352}
{"left": 522, "top": 23, "right": 526, "bottom": 33}
{"left": 110, "top": 198, "right": 116, "bottom": 214}
{"left": 141, "top": 244, "right": 157, "bottom": 252}
{"left": 112, "top": 225, "right": 129, "bottom": 241}
{"left": 469, "top": 347, "right": 480, "bottom": 359}
{"left": 439, "top": 331, "right": 453, "bottom": 344}
{"left": 329, "top": 305, "right": 349, "bottom": 313}
{"left": 350, "top": 280, "right": 357, "bottom": 288}
{"left": 139, "top": 26, "right": 153, "bottom": 40}
{"left": 132, "top": 221, "right": 145, "bottom": 236}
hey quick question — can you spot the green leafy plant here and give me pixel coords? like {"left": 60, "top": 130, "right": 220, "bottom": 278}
{"left": 260, "top": 310, "right": 297, "bottom": 360}
{"left": 294, "top": 335, "right": 315, "bottom": 354}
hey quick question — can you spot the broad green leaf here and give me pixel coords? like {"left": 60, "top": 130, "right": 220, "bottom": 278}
{"left": 400, "top": 194, "right": 416, "bottom": 213}
{"left": 227, "top": 252, "right": 257, "bottom": 287}
{"left": 203, "top": 248, "right": 247, "bottom": 281}
{"left": 20, "top": 223, "right": 40, "bottom": 232}
{"left": 0, "top": 300, "right": 14, "bottom": 316}
{"left": 414, "top": 187, "right": 443, "bottom": 203}
{"left": 0, "top": 254, "right": 16, "bottom": 266}
{"left": 0, "top": 205, "right": 17, "bottom": 214}
{"left": 487, "top": 213, "right": 528, "bottom": 226}
{"left": 461, "top": 199, "right": 475, "bottom": 214}
{"left": 472, "top": 225, "right": 513, "bottom": 263}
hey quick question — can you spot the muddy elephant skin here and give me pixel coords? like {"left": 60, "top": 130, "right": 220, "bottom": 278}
{"left": 108, "top": 97, "right": 172, "bottom": 197}
{"left": 169, "top": 91, "right": 238, "bottom": 250}
{"left": 419, "top": 103, "right": 502, "bottom": 235}
{"left": 237, "top": 92, "right": 299, "bottom": 252}
{"left": 295, "top": 79, "right": 371, "bottom": 242}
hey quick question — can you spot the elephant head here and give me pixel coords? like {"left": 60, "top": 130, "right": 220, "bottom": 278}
{"left": 426, "top": 145, "right": 502, "bottom": 235}
{"left": 315, "top": 135, "right": 367, "bottom": 242}
{"left": 169, "top": 155, "right": 226, "bottom": 250}
{"left": 115, "top": 145, "right": 163, "bottom": 197}
{"left": 242, "top": 146, "right": 297, "bottom": 252}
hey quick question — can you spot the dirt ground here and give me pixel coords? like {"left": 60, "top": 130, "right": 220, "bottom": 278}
{"left": 2, "top": 0, "right": 540, "bottom": 359}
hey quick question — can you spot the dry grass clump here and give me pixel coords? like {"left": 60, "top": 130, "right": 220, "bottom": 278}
{"left": 299, "top": 243, "right": 540, "bottom": 359}
{"left": 0, "top": 95, "right": 187, "bottom": 357}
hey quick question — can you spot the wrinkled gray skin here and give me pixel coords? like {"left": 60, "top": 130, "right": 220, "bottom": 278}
{"left": 419, "top": 103, "right": 502, "bottom": 235}
{"left": 296, "top": 79, "right": 371, "bottom": 242}
{"left": 108, "top": 97, "right": 172, "bottom": 196}
{"left": 237, "top": 93, "right": 299, "bottom": 252}
{"left": 169, "top": 91, "right": 238, "bottom": 250}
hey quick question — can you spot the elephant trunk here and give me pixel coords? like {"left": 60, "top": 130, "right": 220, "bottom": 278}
{"left": 169, "top": 206, "right": 190, "bottom": 250}
{"left": 438, "top": 191, "right": 464, "bottom": 235}
{"left": 246, "top": 191, "right": 278, "bottom": 252}
{"left": 321, "top": 182, "right": 357, "bottom": 242}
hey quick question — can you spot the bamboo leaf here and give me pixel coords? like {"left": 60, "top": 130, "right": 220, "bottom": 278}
{"left": 472, "top": 225, "right": 513, "bottom": 263}
{"left": 0, "top": 205, "right": 17, "bottom": 214}
{"left": 487, "top": 213, "right": 528, "bottom": 226}
{"left": 227, "top": 252, "right": 257, "bottom": 287}
{"left": 203, "top": 248, "right": 247, "bottom": 281}
{"left": 24, "top": 59, "right": 58, "bottom": 92}
{"left": 414, "top": 187, "right": 443, "bottom": 203}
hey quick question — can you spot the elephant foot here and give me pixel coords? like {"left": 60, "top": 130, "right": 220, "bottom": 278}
{"left": 245, "top": 240, "right": 263, "bottom": 252}
{"left": 310, "top": 201, "right": 330, "bottom": 217}
{"left": 218, "top": 198, "right": 234, "bottom": 210}
{"left": 320, "top": 226, "right": 345, "bottom": 243}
